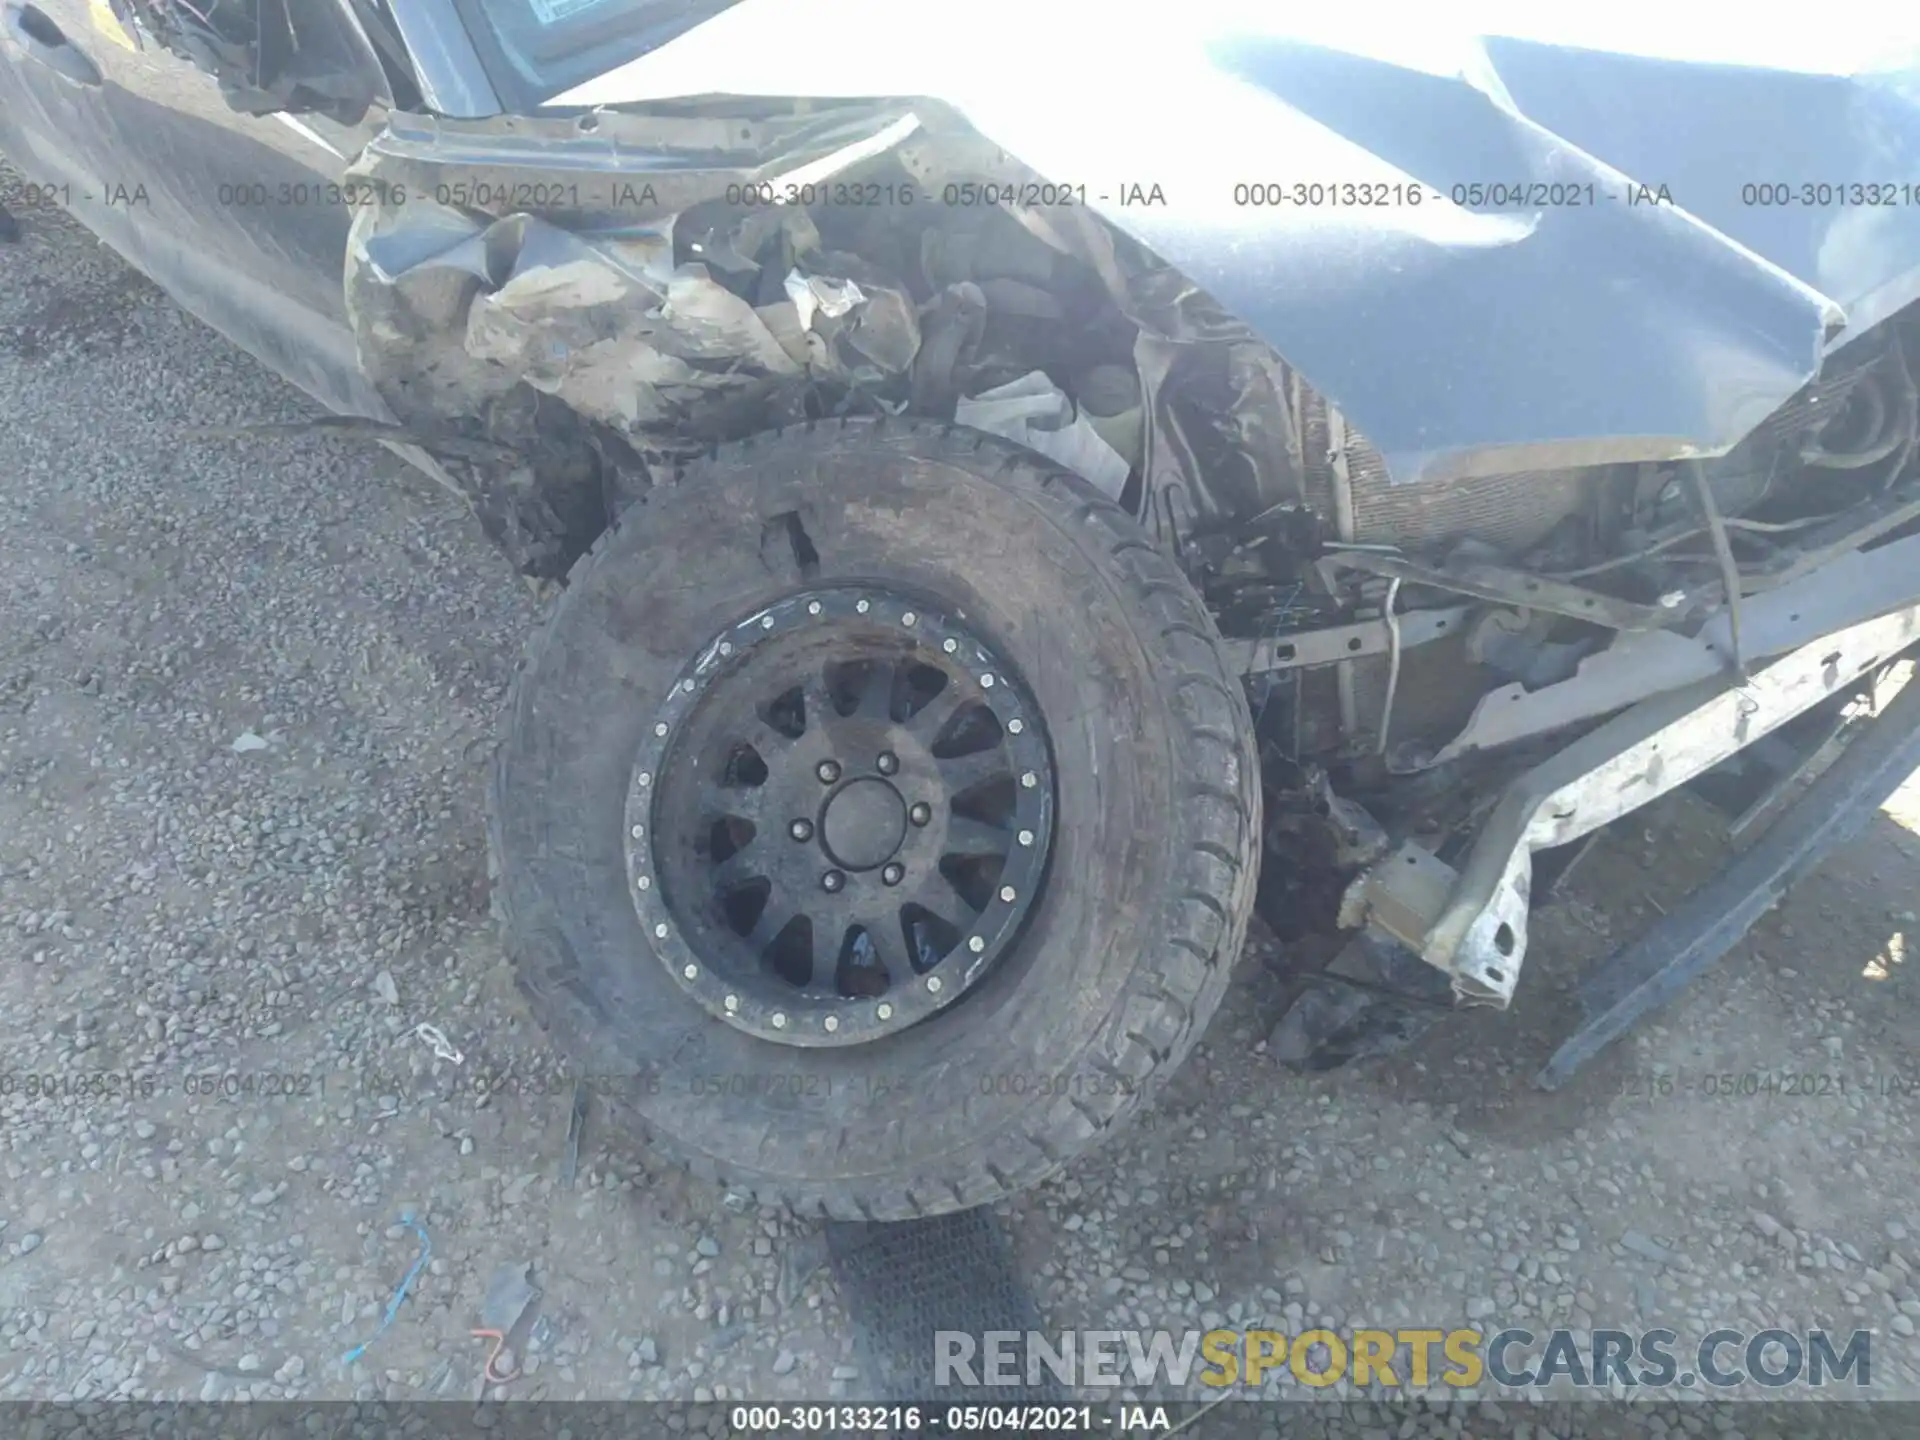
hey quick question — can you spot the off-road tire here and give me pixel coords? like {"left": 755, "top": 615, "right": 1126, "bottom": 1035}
{"left": 488, "top": 418, "right": 1260, "bottom": 1220}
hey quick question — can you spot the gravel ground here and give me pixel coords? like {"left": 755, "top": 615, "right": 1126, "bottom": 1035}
{"left": 5, "top": 167, "right": 1920, "bottom": 1424}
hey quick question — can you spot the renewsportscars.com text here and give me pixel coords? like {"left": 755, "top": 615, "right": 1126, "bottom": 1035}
{"left": 935, "top": 1327, "right": 1873, "bottom": 1390}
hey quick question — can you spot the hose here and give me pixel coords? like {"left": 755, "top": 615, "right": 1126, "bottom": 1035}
{"left": 1803, "top": 363, "right": 1913, "bottom": 471}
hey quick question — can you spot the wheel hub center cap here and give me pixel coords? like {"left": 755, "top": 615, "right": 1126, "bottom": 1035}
{"left": 821, "top": 777, "right": 907, "bottom": 870}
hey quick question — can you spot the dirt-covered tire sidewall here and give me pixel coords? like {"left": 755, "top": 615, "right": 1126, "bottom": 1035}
{"left": 489, "top": 419, "right": 1258, "bottom": 1219}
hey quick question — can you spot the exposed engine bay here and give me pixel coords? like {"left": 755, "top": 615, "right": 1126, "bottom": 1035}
{"left": 338, "top": 98, "right": 1920, "bottom": 1037}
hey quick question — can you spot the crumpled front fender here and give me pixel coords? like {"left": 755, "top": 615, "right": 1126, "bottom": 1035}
{"left": 553, "top": 1, "right": 1920, "bottom": 483}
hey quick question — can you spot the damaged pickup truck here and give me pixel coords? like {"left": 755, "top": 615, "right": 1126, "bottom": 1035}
{"left": 7, "top": 0, "right": 1920, "bottom": 1218}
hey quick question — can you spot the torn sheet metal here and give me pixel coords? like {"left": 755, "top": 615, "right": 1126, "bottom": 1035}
{"left": 351, "top": 200, "right": 814, "bottom": 438}
{"left": 342, "top": 99, "right": 1310, "bottom": 570}
{"left": 548, "top": 0, "right": 1920, "bottom": 485}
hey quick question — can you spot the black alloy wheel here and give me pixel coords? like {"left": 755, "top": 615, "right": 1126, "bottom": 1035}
{"left": 632, "top": 588, "right": 1055, "bottom": 1046}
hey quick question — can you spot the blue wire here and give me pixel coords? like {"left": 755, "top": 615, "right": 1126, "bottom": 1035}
{"left": 339, "top": 1209, "right": 431, "bottom": 1369}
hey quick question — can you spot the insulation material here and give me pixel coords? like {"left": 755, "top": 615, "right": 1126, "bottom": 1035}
{"left": 954, "top": 372, "right": 1130, "bottom": 500}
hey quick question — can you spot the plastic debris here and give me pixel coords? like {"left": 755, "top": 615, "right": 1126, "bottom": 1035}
{"left": 470, "top": 1327, "right": 518, "bottom": 1385}
{"left": 339, "top": 1210, "right": 430, "bottom": 1368}
{"left": 413, "top": 1022, "right": 463, "bottom": 1065}
{"left": 371, "top": 970, "right": 399, "bottom": 1007}
{"left": 777, "top": 1232, "right": 830, "bottom": 1308}
{"left": 482, "top": 1261, "right": 542, "bottom": 1338}
{"left": 955, "top": 370, "right": 1131, "bottom": 500}
{"left": 784, "top": 269, "right": 865, "bottom": 329}
{"left": 230, "top": 731, "right": 270, "bottom": 753}
{"left": 560, "top": 1080, "right": 590, "bottom": 1189}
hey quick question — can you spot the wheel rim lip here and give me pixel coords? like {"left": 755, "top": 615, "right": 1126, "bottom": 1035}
{"left": 622, "top": 586, "right": 1056, "bottom": 1049}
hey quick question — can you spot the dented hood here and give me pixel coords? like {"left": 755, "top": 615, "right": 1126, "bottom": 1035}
{"left": 545, "top": 0, "right": 1920, "bottom": 483}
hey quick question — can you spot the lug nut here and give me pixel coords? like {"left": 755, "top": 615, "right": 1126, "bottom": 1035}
{"left": 822, "top": 870, "right": 845, "bottom": 893}
{"left": 877, "top": 752, "right": 898, "bottom": 776}
{"left": 1020, "top": 771, "right": 1037, "bottom": 788}
{"left": 789, "top": 819, "right": 813, "bottom": 842}
{"left": 882, "top": 863, "right": 904, "bottom": 886}
{"left": 1018, "top": 829, "right": 1034, "bottom": 846}
{"left": 910, "top": 802, "right": 932, "bottom": 826}
{"left": 877, "top": 1003, "right": 894, "bottom": 1020}
{"left": 817, "top": 760, "right": 841, "bottom": 784}
{"left": 968, "top": 936, "right": 986, "bottom": 954}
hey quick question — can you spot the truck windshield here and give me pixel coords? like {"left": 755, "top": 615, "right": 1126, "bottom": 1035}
{"left": 457, "top": 0, "right": 743, "bottom": 106}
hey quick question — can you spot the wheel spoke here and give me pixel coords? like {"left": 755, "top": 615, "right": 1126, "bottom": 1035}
{"left": 745, "top": 713, "right": 796, "bottom": 759}
{"left": 942, "top": 815, "right": 1010, "bottom": 859}
{"left": 866, "top": 920, "right": 916, "bottom": 986}
{"left": 911, "top": 872, "right": 977, "bottom": 935}
{"left": 853, "top": 659, "right": 897, "bottom": 721}
{"left": 934, "top": 746, "right": 1006, "bottom": 795}
{"left": 746, "top": 899, "right": 798, "bottom": 952}
{"left": 800, "top": 673, "right": 837, "bottom": 737}
{"left": 904, "top": 680, "right": 972, "bottom": 743}
{"left": 711, "top": 848, "right": 764, "bottom": 893}
{"left": 705, "top": 781, "right": 770, "bottom": 822}
{"left": 808, "top": 916, "right": 849, "bottom": 988}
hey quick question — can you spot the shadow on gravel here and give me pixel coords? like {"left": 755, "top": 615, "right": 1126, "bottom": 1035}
{"left": 0, "top": 196, "right": 158, "bottom": 359}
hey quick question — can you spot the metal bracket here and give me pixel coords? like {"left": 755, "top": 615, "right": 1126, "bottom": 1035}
{"left": 1342, "top": 601, "right": 1920, "bottom": 1005}
{"left": 1222, "top": 606, "right": 1469, "bottom": 675}
{"left": 1315, "top": 550, "right": 1681, "bottom": 632}
{"left": 1337, "top": 841, "right": 1457, "bottom": 952}
{"left": 1402, "top": 528, "right": 1920, "bottom": 771}
{"left": 1536, "top": 667, "right": 1920, "bottom": 1087}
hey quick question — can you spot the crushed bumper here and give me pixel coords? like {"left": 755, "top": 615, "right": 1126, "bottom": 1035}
{"left": 1340, "top": 533, "right": 1920, "bottom": 1006}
